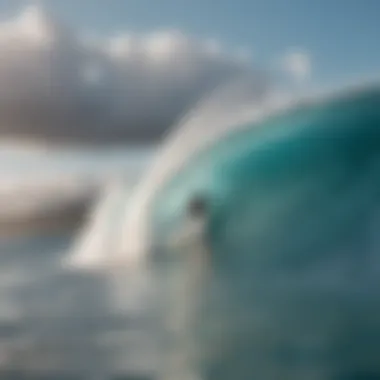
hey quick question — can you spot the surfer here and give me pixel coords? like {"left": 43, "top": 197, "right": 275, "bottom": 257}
{"left": 170, "top": 194, "right": 212, "bottom": 298}
{"left": 171, "top": 195, "right": 210, "bottom": 251}
{"left": 159, "top": 194, "right": 211, "bottom": 380}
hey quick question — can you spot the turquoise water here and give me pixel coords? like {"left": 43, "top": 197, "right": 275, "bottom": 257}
{"left": 152, "top": 87, "right": 380, "bottom": 378}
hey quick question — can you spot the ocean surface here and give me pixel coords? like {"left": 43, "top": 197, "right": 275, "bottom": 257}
{"left": 0, "top": 233, "right": 161, "bottom": 380}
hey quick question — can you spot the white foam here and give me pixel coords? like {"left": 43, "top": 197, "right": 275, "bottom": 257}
{"left": 64, "top": 179, "right": 131, "bottom": 271}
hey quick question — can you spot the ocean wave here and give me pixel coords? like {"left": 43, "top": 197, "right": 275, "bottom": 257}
{"left": 152, "top": 86, "right": 380, "bottom": 269}
{"left": 148, "top": 86, "right": 380, "bottom": 376}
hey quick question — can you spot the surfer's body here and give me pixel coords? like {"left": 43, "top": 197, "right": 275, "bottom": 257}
{"left": 160, "top": 196, "right": 211, "bottom": 380}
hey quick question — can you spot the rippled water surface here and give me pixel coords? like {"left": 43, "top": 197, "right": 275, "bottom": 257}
{"left": 0, "top": 233, "right": 160, "bottom": 380}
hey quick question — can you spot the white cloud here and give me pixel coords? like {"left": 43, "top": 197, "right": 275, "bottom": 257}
{"left": 281, "top": 49, "right": 312, "bottom": 82}
{"left": 0, "top": 5, "right": 268, "bottom": 144}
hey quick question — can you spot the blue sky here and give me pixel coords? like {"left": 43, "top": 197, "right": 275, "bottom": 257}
{"left": 0, "top": 0, "right": 378, "bottom": 89}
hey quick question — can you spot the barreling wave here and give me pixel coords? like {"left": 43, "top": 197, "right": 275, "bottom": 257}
{"left": 117, "top": 74, "right": 290, "bottom": 262}
{"left": 66, "top": 78, "right": 380, "bottom": 375}
{"left": 151, "top": 85, "right": 380, "bottom": 275}
{"left": 150, "top": 85, "right": 380, "bottom": 377}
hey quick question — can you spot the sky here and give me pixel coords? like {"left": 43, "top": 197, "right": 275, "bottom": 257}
{"left": 0, "top": 0, "right": 376, "bottom": 145}
{"left": 1, "top": 0, "right": 378, "bottom": 87}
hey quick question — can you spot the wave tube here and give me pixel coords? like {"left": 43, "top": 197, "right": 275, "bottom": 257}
{"left": 117, "top": 75, "right": 289, "bottom": 262}
{"left": 151, "top": 87, "right": 380, "bottom": 377}
{"left": 151, "top": 86, "right": 380, "bottom": 266}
